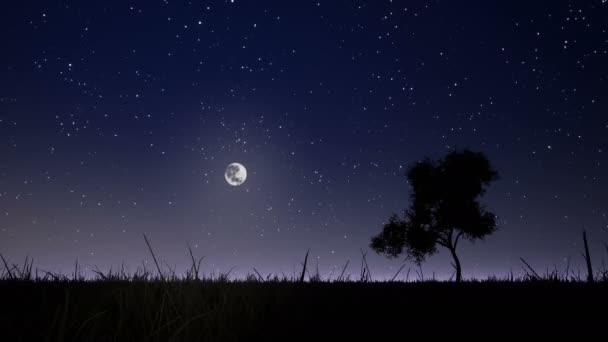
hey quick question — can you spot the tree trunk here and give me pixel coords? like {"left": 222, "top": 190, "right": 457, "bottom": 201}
{"left": 448, "top": 247, "right": 462, "bottom": 282}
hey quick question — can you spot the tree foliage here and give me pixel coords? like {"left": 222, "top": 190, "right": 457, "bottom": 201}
{"left": 371, "top": 149, "right": 498, "bottom": 281}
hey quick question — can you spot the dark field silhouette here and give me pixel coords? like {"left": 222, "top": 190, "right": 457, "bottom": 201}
{"left": 1, "top": 276, "right": 607, "bottom": 340}
{"left": 2, "top": 241, "right": 608, "bottom": 341}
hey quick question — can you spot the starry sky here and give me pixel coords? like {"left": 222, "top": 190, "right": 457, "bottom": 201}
{"left": 1, "top": 0, "right": 607, "bottom": 280}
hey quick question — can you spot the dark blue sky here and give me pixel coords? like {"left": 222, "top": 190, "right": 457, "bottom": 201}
{"left": 1, "top": 0, "right": 607, "bottom": 280}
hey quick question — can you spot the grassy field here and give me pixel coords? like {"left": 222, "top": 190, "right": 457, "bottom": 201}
{"left": 1, "top": 278, "right": 607, "bottom": 341}
{"left": 2, "top": 237, "right": 607, "bottom": 340}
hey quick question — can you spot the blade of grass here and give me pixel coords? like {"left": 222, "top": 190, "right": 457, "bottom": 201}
{"left": 582, "top": 230, "right": 594, "bottom": 283}
{"left": 143, "top": 233, "right": 164, "bottom": 281}
{"left": 337, "top": 260, "right": 349, "bottom": 282}
{"left": 520, "top": 257, "right": 540, "bottom": 279}
{"left": 391, "top": 262, "right": 407, "bottom": 282}
{"left": 300, "top": 249, "right": 309, "bottom": 282}
{"left": 0, "top": 253, "right": 14, "bottom": 279}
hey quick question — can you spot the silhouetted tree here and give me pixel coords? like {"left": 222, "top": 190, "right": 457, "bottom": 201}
{"left": 371, "top": 149, "right": 498, "bottom": 282}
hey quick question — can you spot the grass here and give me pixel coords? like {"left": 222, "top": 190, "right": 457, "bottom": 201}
{"left": 1, "top": 233, "right": 608, "bottom": 340}
{"left": 1, "top": 278, "right": 607, "bottom": 340}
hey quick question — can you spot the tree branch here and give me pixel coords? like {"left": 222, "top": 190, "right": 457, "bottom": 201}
{"left": 453, "top": 231, "right": 464, "bottom": 249}
{"left": 437, "top": 236, "right": 449, "bottom": 247}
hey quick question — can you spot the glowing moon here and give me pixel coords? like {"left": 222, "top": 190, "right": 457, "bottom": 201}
{"left": 225, "top": 162, "right": 247, "bottom": 186}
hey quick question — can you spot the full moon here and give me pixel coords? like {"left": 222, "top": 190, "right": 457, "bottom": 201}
{"left": 225, "top": 162, "right": 247, "bottom": 186}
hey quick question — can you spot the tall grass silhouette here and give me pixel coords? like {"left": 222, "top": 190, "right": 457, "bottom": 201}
{"left": 1, "top": 231, "right": 608, "bottom": 340}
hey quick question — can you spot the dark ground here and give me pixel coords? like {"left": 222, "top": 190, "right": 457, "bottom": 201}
{"left": 1, "top": 281, "right": 607, "bottom": 341}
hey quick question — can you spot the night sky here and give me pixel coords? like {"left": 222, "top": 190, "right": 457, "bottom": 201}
{"left": 1, "top": 0, "right": 607, "bottom": 280}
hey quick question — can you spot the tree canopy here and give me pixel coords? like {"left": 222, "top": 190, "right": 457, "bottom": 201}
{"left": 371, "top": 149, "right": 498, "bottom": 281}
